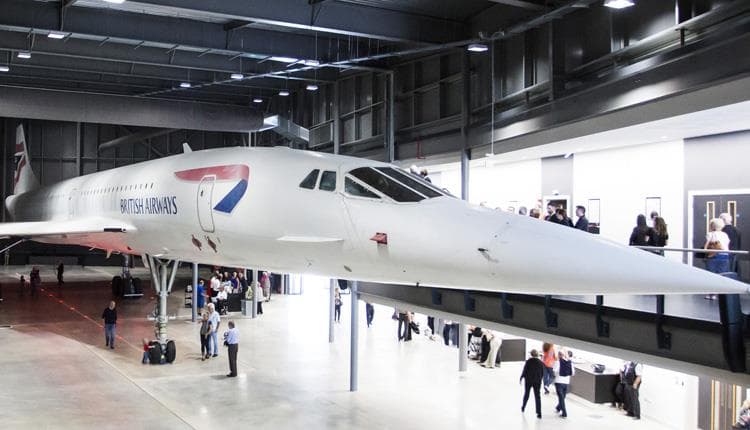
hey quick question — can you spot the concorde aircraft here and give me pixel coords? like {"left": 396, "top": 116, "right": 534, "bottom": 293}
{"left": 3, "top": 124, "right": 748, "bottom": 298}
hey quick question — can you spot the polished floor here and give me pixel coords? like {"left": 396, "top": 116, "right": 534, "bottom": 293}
{"left": 0, "top": 266, "right": 665, "bottom": 429}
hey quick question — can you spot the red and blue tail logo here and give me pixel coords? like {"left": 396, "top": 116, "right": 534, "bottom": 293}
{"left": 174, "top": 164, "right": 249, "bottom": 213}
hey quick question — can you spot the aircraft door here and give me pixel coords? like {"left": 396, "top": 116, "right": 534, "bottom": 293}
{"left": 197, "top": 176, "right": 215, "bottom": 233}
{"left": 68, "top": 189, "right": 78, "bottom": 218}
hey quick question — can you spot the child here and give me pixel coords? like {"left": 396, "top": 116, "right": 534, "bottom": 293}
{"left": 142, "top": 338, "right": 151, "bottom": 364}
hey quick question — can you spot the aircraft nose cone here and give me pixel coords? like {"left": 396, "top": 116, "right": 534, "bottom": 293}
{"left": 489, "top": 215, "right": 748, "bottom": 295}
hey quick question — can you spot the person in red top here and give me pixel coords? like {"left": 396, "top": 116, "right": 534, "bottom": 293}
{"left": 542, "top": 342, "right": 557, "bottom": 394}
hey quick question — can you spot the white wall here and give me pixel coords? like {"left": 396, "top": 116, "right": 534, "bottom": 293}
{"left": 426, "top": 159, "right": 542, "bottom": 210}
{"left": 573, "top": 140, "right": 685, "bottom": 261}
{"left": 470, "top": 159, "right": 542, "bottom": 210}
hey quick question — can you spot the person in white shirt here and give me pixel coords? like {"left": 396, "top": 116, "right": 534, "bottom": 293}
{"left": 216, "top": 286, "right": 228, "bottom": 315}
{"left": 207, "top": 303, "right": 221, "bottom": 357}
{"left": 223, "top": 320, "right": 239, "bottom": 377}
{"left": 704, "top": 218, "right": 732, "bottom": 299}
{"left": 481, "top": 330, "right": 502, "bottom": 368}
{"left": 622, "top": 361, "right": 643, "bottom": 420}
{"left": 553, "top": 348, "right": 575, "bottom": 418}
{"left": 210, "top": 275, "right": 221, "bottom": 297}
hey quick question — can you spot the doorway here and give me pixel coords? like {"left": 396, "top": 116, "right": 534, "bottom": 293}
{"left": 690, "top": 191, "right": 750, "bottom": 281}
{"left": 197, "top": 177, "right": 215, "bottom": 233}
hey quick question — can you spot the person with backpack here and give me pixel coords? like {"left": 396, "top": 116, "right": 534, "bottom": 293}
{"left": 622, "top": 361, "right": 643, "bottom": 420}
{"left": 553, "top": 348, "right": 575, "bottom": 418}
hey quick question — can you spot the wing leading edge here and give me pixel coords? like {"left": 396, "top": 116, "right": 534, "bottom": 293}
{"left": 0, "top": 218, "right": 135, "bottom": 239}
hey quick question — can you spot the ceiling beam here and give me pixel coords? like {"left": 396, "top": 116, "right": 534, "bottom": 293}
{"left": 486, "top": 0, "right": 549, "bottom": 11}
{"left": 0, "top": 0, "right": 334, "bottom": 64}
{"left": 98, "top": 128, "right": 177, "bottom": 152}
{"left": 0, "top": 30, "right": 336, "bottom": 83}
{"left": 0, "top": 85, "right": 265, "bottom": 132}
{"left": 73, "top": 0, "right": 468, "bottom": 44}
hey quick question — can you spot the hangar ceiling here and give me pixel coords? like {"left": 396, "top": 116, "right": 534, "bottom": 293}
{"left": 0, "top": 0, "right": 748, "bottom": 160}
{"left": 0, "top": 0, "right": 548, "bottom": 105}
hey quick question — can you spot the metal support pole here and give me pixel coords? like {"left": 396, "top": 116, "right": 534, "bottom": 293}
{"left": 460, "top": 51, "right": 471, "bottom": 201}
{"left": 158, "top": 261, "right": 168, "bottom": 343}
{"left": 75, "top": 122, "right": 83, "bottom": 176}
{"left": 333, "top": 81, "right": 340, "bottom": 156}
{"left": 251, "top": 269, "right": 258, "bottom": 318}
{"left": 191, "top": 262, "right": 198, "bottom": 322}
{"left": 329, "top": 278, "right": 335, "bottom": 343}
{"left": 458, "top": 323, "right": 468, "bottom": 372}
{"left": 387, "top": 72, "right": 395, "bottom": 163}
{"left": 350, "top": 280, "right": 359, "bottom": 392}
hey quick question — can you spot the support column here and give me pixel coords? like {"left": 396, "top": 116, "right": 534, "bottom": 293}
{"left": 251, "top": 269, "right": 258, "bottom": 318}
{"left": 191, "top": 262, "right": 198, "bottom": 322}
{"left": 333, "top": 81, "right": 341, "bottom": 156}
{"left": 461, "top": 51, "right": 471, "bottom": 201}
{"left": 458, "top": 323, "right": 468, "bottom": 372}
{"left": 350, "top": 280, "right": 359, "bottom": 392}
{"left": 387, "top": 72, "right": 395, "bottom": 163}
{"left": 548, "top": 20, "right": 566, "bottom": 101}
{"left": 75, "top": 122, "right": 83, "bottom": 176}
{"left": 329, "top": 278, "right": 335, "bottom": 343}
{"left": 157, "top": 262, "right": 169, "bottom": 343}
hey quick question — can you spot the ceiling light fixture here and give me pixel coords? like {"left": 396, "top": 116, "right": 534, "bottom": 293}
{"left": 467, "top": 43, "right": 488, "bottom": 53}
{"left": 253, "top": 97, "right": 263, "bottom": 103}
{"left": 179, "top": 82, "right": 191, "bottom": 88}
{"left": 306, "top": 84, "right": 319, "bottom": 91}
{"left": 604, "top": 0, "right": 634, "bottom": 9}
{"left": 0, "top": 66, "right": 9, "bottom": 72}
{"left": 17, "top": 51, "right": 31, "bottom": 59}
{"left": 278, "top": 90, "right": 290, "bottom": 97}
{"left": 230, "top": 73, "right": 244, "bottom": 80}
{"left": 47, "top": 32, "right": 67, "bottom": 39}
{"left": 102, "top": 0, "right": 126, "bottom": 3}
{"left": 269, "top": 56, "right": 299, "bottom": 64}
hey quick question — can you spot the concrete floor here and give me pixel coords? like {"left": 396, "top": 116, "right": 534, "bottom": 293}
{"left": 0, "top": 266, "right": 665, "bottom": 429}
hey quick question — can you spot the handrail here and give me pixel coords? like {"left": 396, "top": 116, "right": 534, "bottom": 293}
{"left": 633, "top": 246, "right": 749, "bottom": 255}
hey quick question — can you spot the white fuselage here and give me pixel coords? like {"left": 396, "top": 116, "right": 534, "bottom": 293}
{"left": 5, "top": 146, "right": 748, "bottom": 295}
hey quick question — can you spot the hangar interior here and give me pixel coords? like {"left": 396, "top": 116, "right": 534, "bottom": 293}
{"left": 1, "top": 0, "right": 750, "bottom": 429}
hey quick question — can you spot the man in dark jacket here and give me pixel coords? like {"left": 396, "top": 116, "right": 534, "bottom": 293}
{"left": 102, "top": 301, "right": 117, "bottom": 349}
{"left": 520, "top": 349, "right": 545, "bottom": 419}
{"left": 574, "top": 206, "right": 589, "bottom": 232}
{"left": 721, "top": 213, "right": 742, "bottom": 273}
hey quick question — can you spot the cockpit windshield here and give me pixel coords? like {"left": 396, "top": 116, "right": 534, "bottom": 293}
{"left": 348, "top": 167, "right": 446, "bottom": 203}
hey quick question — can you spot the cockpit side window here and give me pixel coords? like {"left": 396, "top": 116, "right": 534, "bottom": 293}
{"left": 375, "top": 167, "right": 443, "bottom": 198}
{"left": 345, "top": 177, "right": 380, "bottom": 199}
{"left": 299, "top": 169, "right": 320, "bottom": 189}
{"left": 349, "top": 167, "right": 423, "bottom": 203}
{"left": 319, "top": 171, "right": 337, "bottom": 191}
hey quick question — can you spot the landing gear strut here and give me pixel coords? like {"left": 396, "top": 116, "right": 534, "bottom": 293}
{"left": 143, "top": 254, "right": 180, "bottom": 364}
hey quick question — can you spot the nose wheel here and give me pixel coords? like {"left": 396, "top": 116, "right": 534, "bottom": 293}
{"left": 143, "top": 255, "right": 180, "bottom": 364}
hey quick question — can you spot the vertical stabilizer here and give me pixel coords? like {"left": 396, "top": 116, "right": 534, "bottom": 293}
{"left": 13, "top": 124, "right": 39, "bottom": 195}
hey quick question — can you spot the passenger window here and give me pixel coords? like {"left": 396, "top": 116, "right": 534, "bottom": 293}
{"left": 319, "top": 171, "right": 337, "bottom": 192}
{"left": 345, "top": 177, "right": 380, "bottom": 199}
{"left": 299, "top": 169, "right": 320, "bottom": 189}
{"left": 350, "top": 167, "right": 423, "bottom": 203}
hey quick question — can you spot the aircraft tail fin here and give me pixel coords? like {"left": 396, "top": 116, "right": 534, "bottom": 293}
{"left": 12, "top": 124, "right": 39, "bottom": 195}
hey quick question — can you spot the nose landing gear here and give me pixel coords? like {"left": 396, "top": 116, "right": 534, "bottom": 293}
{"left": 143, "top": 254, "right": 180, "bottom": 364}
